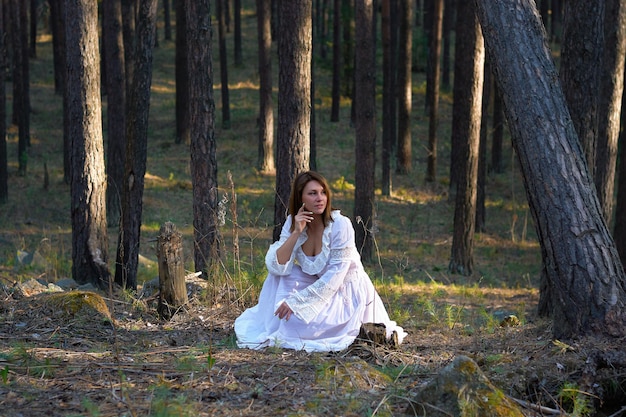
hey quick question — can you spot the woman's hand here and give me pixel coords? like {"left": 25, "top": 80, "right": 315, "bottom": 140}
{"left": 275, "top": 302, "right": 294, "bottom": 321}
{"left": 293, "top": 203, "right": 313, "bottom": 234}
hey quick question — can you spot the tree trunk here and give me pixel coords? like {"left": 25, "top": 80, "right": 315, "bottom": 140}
{"left": 157, "top": 222, "right": 188, "bottom": 319}
{"left": 234, "top": 0, "right": 242, "bottom": 66}
{"left": 103, "top": 0, "right": 127, "bottom": 228}
{"left": 425, "top": 0, "right": 442, "bottom": 183}
{"left": 175, "top": 0, "right": 189, "bottom": 144}
{"left": 0, "top": 0, "right": 6, "bottom": 204}
{"left": 121, "top": 0, "right": 136, "bottom": 98}
{"left": 354, "top": 0, "right": 376, "bottom": 261}
{"left": 256, "top": 0, "right": 275, "bottom": 174}
{"left": 559, "top": 0, "right": 603, "bottom": 175}
{"left": 490, "top": 81, "right": 504, "bottom": 174}
{"left": 217, "top": 0, "right": 231, "bottom": 129}
{"left": 448, "top": 0, "right": 484, "bottom": 276}
{"left": 475, "top": 0, "right": 626, "bottom": 339}
{"left": 66, "top": 0, "right": 110, "bottom": 289}
{"left": 330, "top": 0, "right": 340, "bottom": 122}
{"left": 381, "top": 0, "right": 394, "bottom": 196}
{"left": 476, "top": 61, "right": 490, "bottom": 233}
{"left": 29, "top": 0, "right": 36, "bottom": 58}
{"left": 396, "top": 0, "right": 412, "bottom": 175}
{"left": 273, "top": 0, "right": 312, "bottom": 242}
{"left": 614, "top": 67, "right": 626, "bottom": 266}
{"left": 163, "top": 0, "right": 172, "bottom": 41}
{"left": 595, "top": 0, "right": 626, "bottom": 225}
{"left": 49, "top": 0, "right": 65, "bottom": 95}
{"left": 187, "top": 0, "right": 221, "bottom": 275}
{"left": 114, "top": 0, "right": 158, "bottom": 290}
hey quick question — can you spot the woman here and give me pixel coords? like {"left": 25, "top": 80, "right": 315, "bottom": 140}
{"left": 234, "top": 171, "right": 407, "bottom": 352}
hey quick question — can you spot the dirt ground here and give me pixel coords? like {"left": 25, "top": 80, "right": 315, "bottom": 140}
{"left": 0, "top": 277, "right": 625, "bottom": 417}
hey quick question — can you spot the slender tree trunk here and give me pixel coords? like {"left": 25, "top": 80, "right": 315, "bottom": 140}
{"left": 30, "top": 0, "right": 36, "bottom": 58}
{"left": 66, "top": 0, "right": 110, "bottom": 289}
{"left": 121, "top": 0, "right": 136, "bottom": 98}
{"left": 163, "top": 0, "right": 172, "bottom": 41}
{"left": 476, "top": 0, "right": 626, "bottom": 339}
{"left": 234, "top": 0, "right": 242, "bottom": 65}
{"left": 448, "top": 0, "right": 484, "bottom": 276}
{"left": 49, "top": 0, "right": 65, "bottom": 94}
{"left": 559, "top": 0, "right": 603, "bottom": 175}
{"left": 217, "top": 0, "right": 231, "bottom": 129}
{"left": 273, "top": 0, "right": 312, "bottom": 241}
{"left": 381, "top": 0, "right": 394, "bottom": 196}
{"left": 256, "top": 0, "right": 275, "bottom": 174}
{"left": 114, "top": 0, "right": 158, "bottom": 290}
{"left": 103, "top": 0, "right": 127, "bottom": 228}
{"left": 396, "top": 0, "right": 412, "bottom": 175}
{"left": 476, "top": 61, "right": 490, "bottom": 233}
{"left": 595, "top": 0, "right": 626, "bottom": 225}
{"left": 425, "top": 0, "right": 442, "bottom": 183}
{"left": 0, "top": 0, "right": 6, "bottom": 204}
{"left": 354, "top": 0, "right": 376, "bottom": 261}
{"left": 187, "top": 0, "right": 221, "bottom": 276}
{"left": 330, "top": 0, "right": 341, "bottom": 122}
{"left": 175, "top": 0, "right": 189, "bottom": 144}
{"left": 491, "top": 81, "right": 504, "bottom": 174}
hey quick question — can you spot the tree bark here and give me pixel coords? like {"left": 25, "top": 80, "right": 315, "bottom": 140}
{"left": 449, "top": 0, "right": 484, "bottom": 276}
{"left": 559, "top": 0, "right": 603, "bottom": 175}
{"left": 330, "top": 0, "right": 341, "bottom": 122}
{"left": 66, "top": 0, "right": 110, "bottom": 289}
{"left": 114, "top": 0, "right": 158, "bottom": 290}
{"left": 595, "top": 0, "right": 626, "bottom": 225}
{"left": 217, "top": 0, "right": 231, "bottom": 129}
{"left": 475, "top": 0, "right": 626, "bottom": 339}
{"left": 381, "top": 0, "right": 396, "bottom": 196}
{"left": 354, "top": 0, "right": 376, "bottom": 261}
{"left": 174, "top": 0, "right": 189, "bottom": 144}
{"left": 273, "top": 0, "right": 312, "bottom": 242}
{"left": 187, "top": 0, "right": 221, "bottom": 275}
{"left": 256, "top": 0, "right": 275, "bottom": 174}
{"left": 396, "top": 0, "right": 412, "bottom": 175}
{"left": 157, "top": 222, "right": 188, "bottom": 319}
{"left": 425, "top": 0, "right": 442, "bottom": 183}
{"left": 0, "top": 0, "right": 6, "bottom": 204}
{"left": 103, "top": 0, "right": 127, "bottom": 228}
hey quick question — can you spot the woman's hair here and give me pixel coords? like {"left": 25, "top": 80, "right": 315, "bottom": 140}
{"left": 288, "top": 171, "right": 334, "bottom": 231}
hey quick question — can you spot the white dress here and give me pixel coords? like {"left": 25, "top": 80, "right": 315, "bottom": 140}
{"left": 234, "top": 210, "right": 407, "bottom": 352}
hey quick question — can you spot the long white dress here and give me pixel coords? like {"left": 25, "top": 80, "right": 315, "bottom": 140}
{"left": 234, "top": 210, "right": 407, "bottom": 352}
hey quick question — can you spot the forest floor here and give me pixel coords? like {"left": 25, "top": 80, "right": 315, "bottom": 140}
{"left": 0, "top": 273, "right": 625, "bottom": 416}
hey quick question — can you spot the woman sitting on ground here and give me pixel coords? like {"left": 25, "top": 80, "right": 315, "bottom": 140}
{"left": 234, "top": 171, "right": 407, "bottom": 352}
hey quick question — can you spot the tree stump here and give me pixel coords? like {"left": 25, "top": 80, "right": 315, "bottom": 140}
{"left": 156, "top": 222, "right": 188, "bottom": 319}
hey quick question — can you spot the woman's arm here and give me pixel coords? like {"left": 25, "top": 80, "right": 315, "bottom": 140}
{"left": 275, "top": 204, "right": 313, "bottom": 264}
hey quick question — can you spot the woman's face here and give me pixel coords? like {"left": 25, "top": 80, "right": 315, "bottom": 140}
{"left": 301, "top": 180, "right": 327, "bottom": 215}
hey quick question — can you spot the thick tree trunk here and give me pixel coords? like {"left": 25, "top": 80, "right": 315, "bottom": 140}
{"left": 256, "top": 0, "right": 275, "bottom": 174}
{"left": 448, "top": 0, "right": 484, "bottom": 276}
{"left": 114, "top": 0, "right": 157, "bottom": 290}
{"left": 354, "top": 0, "right": 376, "bottom": 261}
{"left": 66, "top": 0, "right": 110, "bottom": 289}
{"left": 103, "top": 0, "right": 126, "bottom": 228}
{"left": 273, "top": 0, "right": 312, "bottom": 242}
{"left": 187, "top": 0, "right": 221, "bottom": 275}
{"left": 475, "top": 0, "right": 626, "bottom": 339}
